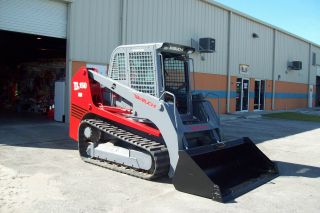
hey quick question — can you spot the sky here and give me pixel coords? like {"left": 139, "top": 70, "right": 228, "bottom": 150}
{"left": 214, "top": 0, "right": 320, "bottom": 45}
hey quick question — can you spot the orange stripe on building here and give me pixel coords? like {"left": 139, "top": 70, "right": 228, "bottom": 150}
{"left": 275, "top": 81, "right": 308, "bottom": 93}
{"left": 193, "top": 72, "right": 227, "bottom": 90}
{"left": 275, "top": 98, "right": 308, "bottom": 110}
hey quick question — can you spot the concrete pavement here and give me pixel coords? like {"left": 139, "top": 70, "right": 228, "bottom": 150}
{"left": 0, "top": 114, "right": 319, "bottom": 213}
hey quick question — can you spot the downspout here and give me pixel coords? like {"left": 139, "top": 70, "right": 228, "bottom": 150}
{"left": 119, "top": 0, "right": 123, "bottom": 45}
{"left": 226, "top": 11, "right": 232, "bottom": 113}
{"left": 271, "top": 29, "right": 276, "bottom": 110}
{"left": 307, "top": 43, "right": 312, "bottom": 108}
{"left": 119, "top": 0, "right": 127, "bottom": 45}
{"left": 65, "top": 2, "right": 72, "bottom": 124}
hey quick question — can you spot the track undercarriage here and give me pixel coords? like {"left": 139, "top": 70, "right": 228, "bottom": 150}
{"left": 78, "top": 119, "right": 170, "bottom": 179}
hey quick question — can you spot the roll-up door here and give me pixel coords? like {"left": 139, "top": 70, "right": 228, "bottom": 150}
{"left": 0, "top": 0, "right": 67, "bottom": 38}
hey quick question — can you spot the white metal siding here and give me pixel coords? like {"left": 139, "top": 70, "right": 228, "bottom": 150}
{"left": 230, "top": 14, "right": 274, "bottom": 80}
{"left": 124, "top": 0, "right": 229, "bottom": 75}
{"left": 69, "top": 0, "right": 121, "bottom": 63}
{"left": 0, "top": 0, "right": 67, "bottom": 38}
{"left": 68, "top": 0, "right": 319, "bottom": 84}
{"left": 275, "top": 31, "right": 309, "bottom": 84}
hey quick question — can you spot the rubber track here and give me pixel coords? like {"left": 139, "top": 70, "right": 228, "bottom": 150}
{"left": 80, "top": 119, "right": 170, "bottom": 180}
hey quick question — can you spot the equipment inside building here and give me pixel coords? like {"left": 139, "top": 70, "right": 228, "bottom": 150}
{"left": 0, "top": 30, "right": 66, "bottom": 120}
{"left": 69, "top": 43, "right": 278, "bottom": 202}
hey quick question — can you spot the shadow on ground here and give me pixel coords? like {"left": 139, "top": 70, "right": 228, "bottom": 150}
{"left": 156, "top": 160, "right": 320, "bottom": 203}
{"left": 1, "top": 113, "right": 319, "bottom": 154}
{"left": 0, "top": 111, "right": 76, "bottom": 150}
{"left": 222, "top": 117, "right": 320, "bottom": 144}
{"left": 6, "top": 139, "right": 78, "bottom": 150}
{"left": 0, "top": 111, "right": 55, "bottom": 126}
{"left": 276, "top": 161, "right": 320, "bottom": 178}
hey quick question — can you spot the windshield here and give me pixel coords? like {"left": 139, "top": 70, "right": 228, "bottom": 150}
{"left": 163, "top": 54, "right": 189, "bottom": 95}
{"left": 162, "top": 53, "right": 190, "bottom": 114}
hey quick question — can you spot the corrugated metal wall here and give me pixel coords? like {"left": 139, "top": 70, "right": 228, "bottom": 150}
{"left": 0, "top": 0, "right": 67, "bottom": 38}
{"left": 69, "top": 0, "right": 121, "bottom": 64}
{"left": 230, "top": 14, "right": 274, "bottom": 80}
{"left": 275, "top": 31, "right": 310, "bottom": 84}
{"left": 124, "top": 0, "right": 229, "bottom": 75}
{"left": 69, "top": 0, "right": 229, "bottom": 75}
{"left": 69, "top": 0, "right": 318, "bottom": 85}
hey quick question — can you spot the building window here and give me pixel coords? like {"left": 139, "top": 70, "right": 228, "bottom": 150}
{"left": 312, "top": 52, "right": 317, "bottom": 66}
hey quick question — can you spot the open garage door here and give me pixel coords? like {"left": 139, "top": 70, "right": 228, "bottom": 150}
{"left": 0, "top": 31, "right": 67, "bottom": 123}
{"left": 0, "top": 0, "right": 67, "bottom": 123}
{"left": 0, "top": 0, "right": 67, "bottom": 38}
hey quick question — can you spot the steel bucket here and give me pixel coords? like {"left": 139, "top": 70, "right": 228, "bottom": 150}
{"left": 172, "top": 137, "right": 278, "bottom": 202}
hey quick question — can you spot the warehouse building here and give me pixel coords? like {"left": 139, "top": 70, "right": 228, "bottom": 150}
{"left": 1, "top": 0, "right": 320, "bottom": 122}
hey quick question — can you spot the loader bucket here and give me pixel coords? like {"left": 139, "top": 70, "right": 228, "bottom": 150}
{"left": 172, "top": 137, "right": 278, "bottom": 202}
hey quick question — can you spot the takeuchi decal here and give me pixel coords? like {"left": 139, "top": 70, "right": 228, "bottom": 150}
{"left": 134, "top": 94, "right": 157, "bottom": 109}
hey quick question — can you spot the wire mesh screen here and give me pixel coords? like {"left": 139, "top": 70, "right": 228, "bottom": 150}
{"left": 164, "top": 58, "right": 187, "bottom": 95}
{"left": 110, "top": 53, "right": 126, "bottom": 80}
{"left": 129, "top": 51, "right": 156, "bottom": 96}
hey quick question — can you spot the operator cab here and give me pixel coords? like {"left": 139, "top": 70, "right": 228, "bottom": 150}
{"left": 157, "top": 43, "right": 195, "bottom": 115}
{"left": 108, "top": 42, "right": 195, "bottom": 116}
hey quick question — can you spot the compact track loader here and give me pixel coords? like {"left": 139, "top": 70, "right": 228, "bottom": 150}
{"left": 69, "top": 43, "right": 278, "bottom": 202}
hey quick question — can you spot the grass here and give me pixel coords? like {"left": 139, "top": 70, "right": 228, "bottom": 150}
{"left": 263, "top": 112, "right": 320, "bottom": 122}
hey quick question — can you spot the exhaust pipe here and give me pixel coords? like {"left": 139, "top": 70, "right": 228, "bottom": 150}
{"left": 173, "top": 137, "right": 278, "bottom": 202}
